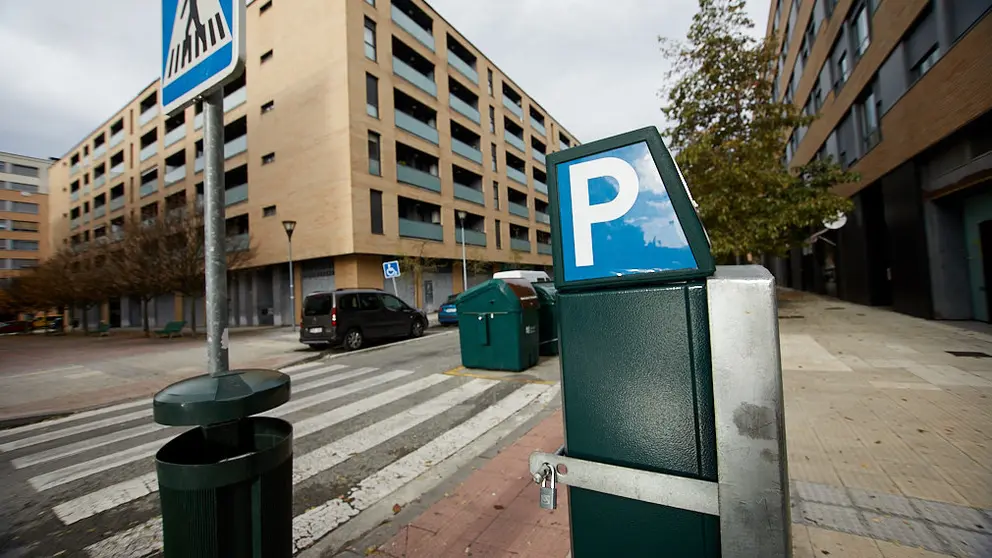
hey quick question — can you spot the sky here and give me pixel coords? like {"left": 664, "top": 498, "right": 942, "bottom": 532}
{"left": 0, "top": 0, "right": 768, "bottom": 160}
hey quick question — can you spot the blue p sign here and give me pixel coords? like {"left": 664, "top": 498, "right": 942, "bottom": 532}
{"left": 549, "top": 127, "right": 714, "bottom": 288}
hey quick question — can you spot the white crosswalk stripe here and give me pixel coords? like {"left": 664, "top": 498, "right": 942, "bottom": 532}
{"left": 1, "top": 360, "right": 559, "bottom": 558}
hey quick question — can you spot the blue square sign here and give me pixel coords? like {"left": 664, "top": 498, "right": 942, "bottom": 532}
{"left": 161, "top": 0, "right": 245, "bottom": 115}
{"left": 548, "top": 127, "right": 713, "bottom": 288}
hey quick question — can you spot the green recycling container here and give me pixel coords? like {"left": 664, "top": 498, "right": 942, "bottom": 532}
{"left": 531, "top": 282, "right": 559, "bottom": 356}
{"left": 457, "top": 278, "right": 540, "bottom": 371}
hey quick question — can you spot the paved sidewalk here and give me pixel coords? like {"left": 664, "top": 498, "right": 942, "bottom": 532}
{"left": 376, "top": 291, "right": 992, "bottom": 557}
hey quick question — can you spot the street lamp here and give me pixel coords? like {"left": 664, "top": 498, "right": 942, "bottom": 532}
{"left": 457, "top": 210, "right": 468, "bottom": 291}
{"left": 282, "top": 220, "right": 297, "bottom": 332}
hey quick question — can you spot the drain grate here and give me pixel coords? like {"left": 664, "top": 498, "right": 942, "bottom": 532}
{"left": 947, "top": 351, "right": 992, "bottom": 358}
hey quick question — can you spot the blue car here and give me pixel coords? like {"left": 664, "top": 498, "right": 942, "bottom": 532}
{"left": 438, "top": 294, "right": 459, "bottom": 325}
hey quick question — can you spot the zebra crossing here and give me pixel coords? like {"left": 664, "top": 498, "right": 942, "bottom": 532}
{"left": 0, "top": 359, "right": 560, "bottom": 557}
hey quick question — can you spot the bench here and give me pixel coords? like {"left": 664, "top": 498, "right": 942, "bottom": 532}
{"left": 154, "top": 321, "right": 187, "bottom": 339}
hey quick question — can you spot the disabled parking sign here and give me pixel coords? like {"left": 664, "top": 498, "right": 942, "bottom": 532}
{"left": 547, "top": 127, "right": 713, "bottom": 289}
{"left": 382, "top": 260, "right": 401, "bottom": 279}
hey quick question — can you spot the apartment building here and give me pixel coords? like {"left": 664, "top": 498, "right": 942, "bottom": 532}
{"left": 0, "top": 152, "right": 50, "bottom": 282}
{"left": 48, "top": 0, "right": 578, "bottom": 329}
{"left": 767, "top": 0, "right": 992, "bottom": 320}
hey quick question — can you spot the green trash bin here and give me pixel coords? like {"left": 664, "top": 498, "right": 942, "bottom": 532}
{"left": 457, "top": 278, "right": 540, "bottom": 371}
{"left": 153, "top": 369, "right": 293, "bottom": 558}
{"left": 531, "top": 281, "right": 559, "bottom": 356}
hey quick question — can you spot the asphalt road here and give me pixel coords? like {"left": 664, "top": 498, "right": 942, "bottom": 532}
{"left": 0, "top": 330, "right": 561, "bottom": 557}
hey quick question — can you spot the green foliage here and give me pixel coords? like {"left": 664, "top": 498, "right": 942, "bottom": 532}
{"left": 660, "top": 0, "right": 856, "bottom": 258}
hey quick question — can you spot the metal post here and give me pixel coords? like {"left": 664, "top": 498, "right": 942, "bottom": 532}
{"left": 287, "top": 240, "right": 296, "bottom": 332}
{"left": 458, "top": 212, "right": 468, "bottom": 291}
{"left": 202, "top": 90, "right": 229, "bottom": 377}
{"left": 391, "top": 277, "right": 398, "bottom": 296}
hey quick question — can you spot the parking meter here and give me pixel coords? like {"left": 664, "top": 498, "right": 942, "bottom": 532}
{"left": 529, "top": 127, "right": 790, "bottom": 557}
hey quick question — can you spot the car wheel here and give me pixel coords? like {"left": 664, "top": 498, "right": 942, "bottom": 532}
{"left": 344, "top": 328, "right": 364, "bottom": 350}
{"left": 410, "top": 319, "right": 426, "bottom": 338}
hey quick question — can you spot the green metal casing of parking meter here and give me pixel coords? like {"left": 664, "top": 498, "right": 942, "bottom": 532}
{"left": 547, "top": 127, "right": 720, "bottom": 556}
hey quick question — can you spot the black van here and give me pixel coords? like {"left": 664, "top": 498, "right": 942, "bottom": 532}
{"left": 300, "top": 288, "right": 428, "bottom": 350}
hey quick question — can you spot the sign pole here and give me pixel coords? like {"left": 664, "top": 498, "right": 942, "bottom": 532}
{"left": 202, "top": 89, "right": 229, "bottom": 377}
{"left": 391, "top": 277, "right": 398, "bottom": 296}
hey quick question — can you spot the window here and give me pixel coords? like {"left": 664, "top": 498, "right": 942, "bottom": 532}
{"left": 852, "top": 5, "right": 870, "bottom": 57}
{"left": 368, "top": 132, "right": 381, "bottom": 176}
{"left": 812, "top": 81, "right": 823, "bottom": 111}
{"left": 493, "top": 181, "right": 500, "bottom": 209}
{"left": 825, "top": 0, "right": 837, "bottom": 16}
{"left": 262, "top": 152, "right": 276, "bottom": 165}
{"left": 911, "top": 46, "right": 940, "bottom": 80}
{"left": 6, "top": 182, "right": 38, "bottom": 193}
{"left": 10, "top": 201, "right": 38, "bottom": 215}
{"left": 303, "top": 293, "right": 333, "bottom": 316}
{"left": 858, "top": 83, "right": 881, "bottom": 151}
{"left": 495, "top": 219, "right": 502, "bottom": 249}
{"left": 491, "top": 143, "right": 497, "bottom": 171}
{"left": 487, "top": 69, "right": 493, "bottom": 96}
{"left": 834, "top": 50, "right": 849, "bottom": 91}
{"left": 358, "top": 293, "right": 382, "bottom": 310}
{"left": 259, "top": 0, "right": 272, "bottom": 13}
{"left": 365, "top": 0, "right": 375, "bottom": 5}
{"left": 11, "top": 240, "right": 39, "bottom": 251}
{"left": 370, "top": 189, "right": 383, "bottom": 234}
{"left": 260, "top": 49, "right": 273, "bottom": 64}
{"left": 261, "top": 100, "right": 275, "bottom": 114}
{"left": 364, "top": 18, "right": 377, "bottom": 61}
{"left": 11, "top": 221, "right": 39, "bottom": 232}
{"left": 489, "top": 106, "right": 496, "bottom": 133}
{"left": 12, "top": 259, "right": 38, "bottom": 270}
{"left": 263, "top": 205, "right": 277, "bottom": 217}
{"left": 366, "top": 73, "right": 379, "bottom": 118}
{"left": 9, "top": 164, "right": 39, "bottom": 178}
{"left": 382, "top": 294, "right": 408, "bottom": 311}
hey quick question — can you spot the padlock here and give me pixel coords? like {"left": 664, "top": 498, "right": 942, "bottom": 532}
{"left": 539, "top": 465, "right": 557, "bottom": 510}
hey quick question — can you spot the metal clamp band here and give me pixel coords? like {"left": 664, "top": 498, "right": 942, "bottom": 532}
{"left": 529, "top": 447, "right": 719, "bottom": 517}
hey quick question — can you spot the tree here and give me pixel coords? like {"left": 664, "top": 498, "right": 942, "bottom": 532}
{"left": 110, "top": 218, "right": 174, "bottom": 336}
{"left": 397, "top": 241, "right": 440, "bottom": 307}
{"left": 659, "top": 0, "right": 856, "bottom": 260}
{"left": 25, "top": 244, "right": 113, "bottom": 333}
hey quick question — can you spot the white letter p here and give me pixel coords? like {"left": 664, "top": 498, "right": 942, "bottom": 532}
{"left": 569, "top": 157, "right": 639, "bottom": 267}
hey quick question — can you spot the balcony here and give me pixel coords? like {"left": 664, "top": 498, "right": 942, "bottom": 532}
{"left": 139, "top": 143, "right": 158, "bottom": 162}
{"left": 395, "top": 110, "right": 439, "bottom": 145}
{"left": 449, "top": 94, "right": 480, "bottom": 124}
{"left": 502, "top": 97, "right": 523, "bottom": 118}
{"left": 224, "top": 86, "right": 247, "bottom": 112}
{"left": 195, "top": 155, "right": 204, "bottom": 173}
{"left": 225, "top": 135, "right": 248, "bottom": 159}
{"left": 70, "top": 163, "right": 80, "bottom": 175}
{"left": 399, "top": 218, "right": 443, "bottom": 241}
{"left": 110, "top": 163, "right": 125, "bottom": 179}
{"left": 393, "top": 57, "right": 437, "bottom": 97}
{"left": 508, "top": 201, "right": 529, "bottom": 219}
{"left": 397, "top": 164, "right": 441, "bottom": 193}
{"left": 110, "top": 197, "right": 125, "bottom": 212}
{"left": 536, "top": 211, "right": 550, "bottom": 224}
{"left": 109, "top": 130, "right": 125, "bottom": 148}
{"left": 83, "top": 214, "right": 91, "bottom": 224}
{"left": 195, "top": 112, "right": 203, "bottom": 130}
{"left": 530, "top": 116, "right": 546, "bottom": 137}
{"left": 139, "top": 105, "right": 159, "bottom": 127}
{"left": 70, "top": 217, "right": 80, "bottom": 230}
{"left": 537, "top": 243, "right": 552, "bottom": 255}
{"left": 71, "top": 190, "right": 80, "bottom": 202}
{"left": 456, "top": 228, "right": 486, "bottom": 247}
{"left": 93, "top": 144, "right": 107, "bottom": 160}
{"left": 164, "top": 126, "right": 186, "bottom": 147}
{"left": 534, "top": 178, "right": 548, "bottom": 195}
{"left": 451, "top": 138, "right": 482, "bottom": 164}
{"left": 82, "top": 185, "right": 91, "bottom": 197}
{"left": 140, "top": 179, "right": 158, "bottom": 198}
{"left": 533, "top": 151, "right": 546, "bottom": 166}
{"left": 391, "top": 5, "right": 435, "bottom": 51}
{"left": 226, "top": 233, "right": 250, "bottom": 253}
{"left": 93, "top": 174, "right": 107, "bottom": 190}
{"left": 94, "top": 206, "right": 106, "bottom": 219}
{"left": 507, "top": 166, "right": 527, "bottom": 186}
{"left": 225, "top": 183, "right": 249, "bottom": 206}
{"left": 510, "top": 238, "right": 531, "bottom": 252}
{"left": 164, "top": 165, "right": 186, "bottom": 185}
{"left": 447, "top": 51, "right": 478, "bottom": 84}
{"left": 454, "top": 183, "right": 484, "bottom": 205}
{"left": 504, "top": 130, "right": 526, "bottom": 153}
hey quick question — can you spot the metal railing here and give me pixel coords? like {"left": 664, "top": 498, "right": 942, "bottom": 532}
{"left": 393, "top": 57, "right": 437, "bottom": 97}
{"left": 391, "top": 5, "right": 435, "bottom": 51}
{"left": 447, "top": 51, "right": 478, "bottom": 84}
{"left": 397, "top": 164, "right": 441, "bottom": 193}
{"left": 395, "top": 110, "right": 439, "bottom": 144}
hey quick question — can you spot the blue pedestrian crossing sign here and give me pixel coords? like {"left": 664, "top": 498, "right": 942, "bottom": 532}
{"left": 383, "top": 261, "right": 401, "bottom": 279}
{"left": 161, "top": 0, "right": 245, "bottom": 115}
{"left": 547, "top": 126, "right": 714, "bottom": 289}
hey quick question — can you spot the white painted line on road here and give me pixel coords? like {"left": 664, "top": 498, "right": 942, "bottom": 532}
{"left": 293, "top": 378, "right": 498, "bottom": 484}
{"left": 85, "top": 517, "right": 162, "bottom": 558}
{"left": 0, "top": 409, "right": 149, "bottom": 453}
{"left": 51, "top": 371, "right": 436, "bottom": 522}
{"left": 32, "top": 368, "right": 407, "bottom": 493}
{"left": 287, "top": 363, "right": 347, "bottom": 381}
{"left": 2, "top": 364, "right": 84, "bottom": 380}
{"left": 292, "top": 383, "right": 554, "bottom": 553}
{"left": 18, "top": 365, "right": 366, "bottom": 470}
{"left": 64, "top": 370, "right": 105, "bottom": 380}
{"left": 0, "top": 398, "right": 149, "bottom": 441}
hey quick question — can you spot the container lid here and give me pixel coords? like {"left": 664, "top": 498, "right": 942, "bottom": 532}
{"left": 456, "top": 278, "right": 539, "bottom": 312}
{"left": 152, "top": 368, "right": 291, "bottom": 426}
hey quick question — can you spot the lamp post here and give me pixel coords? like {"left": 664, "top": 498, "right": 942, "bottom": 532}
{"left": 282, "top": 220, "right": 297, "bottom": 332}
{"left": 457, "top": 210, "right": 468, "bottom": 291}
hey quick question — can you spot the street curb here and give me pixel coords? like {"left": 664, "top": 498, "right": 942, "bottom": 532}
{"left": 0, "top": 351, "right": 329, "bottom": 431}
{"left": 322, "top": 328, "right": 458, "bottom": 360}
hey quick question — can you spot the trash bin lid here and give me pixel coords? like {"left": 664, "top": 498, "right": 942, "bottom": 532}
{"left": 457, "top": 278, "right": 539, "bottom": 313}
{"left": 531, "top": 281, "right": 557, "bottom": 303}
{"left": 152, "top": 368, "right": 291, "bottom": 426}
